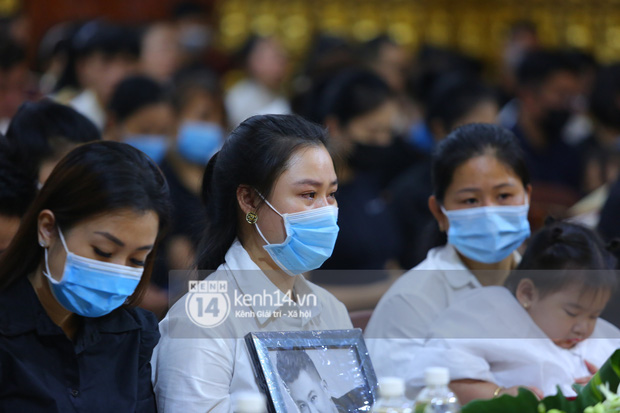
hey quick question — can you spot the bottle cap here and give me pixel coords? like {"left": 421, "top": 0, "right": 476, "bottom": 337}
{"left": 424, "top": 367, "right": 450, "bottom": 386}
{"left": 232, "top": 391, "right": 266, "bottom": 413}
{"left": 378, "top": 377, "right": 405, "bottom": 398}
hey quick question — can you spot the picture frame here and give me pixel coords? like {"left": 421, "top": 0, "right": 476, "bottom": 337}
{"left": 245, "top": 329, "right": 378, "bottom": 413}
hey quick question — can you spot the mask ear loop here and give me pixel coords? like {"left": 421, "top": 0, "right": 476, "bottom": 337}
{"left": 253, "top": 190, "right": 284, "bottom": 246}
{"left": 43, "top": 226, "right": 70, "bottom": 283}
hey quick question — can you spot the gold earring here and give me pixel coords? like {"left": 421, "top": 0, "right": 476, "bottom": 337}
{"left": 246, "top": 211, "right": 258, "bottom": 225}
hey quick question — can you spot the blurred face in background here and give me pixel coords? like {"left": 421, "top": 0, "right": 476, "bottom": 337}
{"left": 0, "top": 62, "right": 30, "bottom": 121}
{"left": 78, "top": 52, "right": 139, "bottom": 105}
{"left": 140, "top": 24, "right": 182, "bottom": 83}
{"left": 121, "top": 102, "right": 175, "bottom": 138}
{"left": 178, "top": 89, "right": 226, "bottom": 127}
{"left": 371, "top": 43, "right": 408, "bottom": 93}
{"left": 247, "top": 37, "right": 289, "bottom": 91}
{"left": 328, "top": 99, "right": 399, "bottom": 159}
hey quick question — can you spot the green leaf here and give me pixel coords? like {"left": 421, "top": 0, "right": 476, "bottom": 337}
{"left": 462, "top": 388, "right": 539, "bottom": 413}
{"left": 461, "top": 350, "right": 620, "bottom": 413}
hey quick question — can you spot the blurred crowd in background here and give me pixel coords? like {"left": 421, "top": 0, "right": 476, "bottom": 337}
{"left": 3, "top": 0, "right": 620, "bottom": 318}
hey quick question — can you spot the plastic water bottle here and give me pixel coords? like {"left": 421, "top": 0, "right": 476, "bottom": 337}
{"left": 414, "top": 367, "right": 460, "bottom": 413}
{"left": 372, "top": 377, "right": 414, "bottom": 413}
{"left": 232, "top": 391, "right": 267, "bottom": 413}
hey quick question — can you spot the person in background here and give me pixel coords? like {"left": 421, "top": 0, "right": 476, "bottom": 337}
{"left": 404, "top": 45, "right": 484, "bottom": 155}
{"left": 580, "top": 63, "right": 620, "bottom": 194}
{"left": 360, "top": 35, "right": 409, "bottom": 98}
{"left": 171, "top": 1, "right": 230, "bottom": 75}
{"left": 366, "top": 123, "right": 531, "bottom": 382}
{"left": 0, "top": 141, "right": 170, "bottom": 412}
{"left": 3, "top": 99, "right": 101, "bottom": 185}
{"left": 68, "top": 21, "right": 140, "bottom": 130}
{"left": 0, "top": 140, "right": 36, "bottom": 254}
{"left": 105, "top": 75, "right": 175, "bottom": 164}
{"left": 498, "top": 50, "right": 583, "bottom": 195}
{"left": 139, "top": 23, "right": 183, "bottom": 84}
{"left": 152, "top": 114, "right": 352, "bottom": 412}
{"left": 147, "top": 67, "right": 227, "bottom": 318}
{"left": 408, "top": 221, "right": 619, "bottom": 402}
{"left": 0, "top": 36, "right": 34, "bottom": 132}
{"left": 312, "top": 69, "right": 416, "bottom": 311}
{"left": 497, "top": 20, "right": 539, "bottom": 106}
{"left": 390, "top": 75, "right": 499, "bottom": 268}
{"left": 225, "top": 35, "right": 290, "bottom": 128}
{"left": 37, "top": 23, "right": 76, "bottom": 96}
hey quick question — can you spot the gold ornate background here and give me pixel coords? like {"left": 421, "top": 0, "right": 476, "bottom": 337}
{"left": 216, "top": 0, "right": 620, "bottom": 71}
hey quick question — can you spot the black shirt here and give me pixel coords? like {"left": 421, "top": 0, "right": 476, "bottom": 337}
{"left": 0, "top": 278, "right": 160, "bottom": 412}
{"left": 151, "top": 160, "right": 207, "bottom": 289}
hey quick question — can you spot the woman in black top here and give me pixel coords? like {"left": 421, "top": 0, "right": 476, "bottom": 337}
{"left": 0, "top": 141, "right": 170, "bottom": 412}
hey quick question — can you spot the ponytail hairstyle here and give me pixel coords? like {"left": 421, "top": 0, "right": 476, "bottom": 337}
{"left": 0, "top": 141, "right": 170, "bottom": 305}
{"left": 505, "top": 219, "right": 619, "bottom": 297}
{"left": 196, "top": 114, "right": 329, "bottom": 270}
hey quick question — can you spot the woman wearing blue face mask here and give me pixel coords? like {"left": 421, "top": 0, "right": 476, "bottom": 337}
{"left": 365, "top": 123, "right": 532, "bottom": 382}
{"left": 0, "top": 141, "right": 170, "bottom": 412}
{"left": 106, "top": 75, "right": 175, "bottom": 164}
{"left": 152, "top": 114, "right": 353, "bottom": 412}
{"left": 143, "top": 69, "right": 228, "bottom": 318}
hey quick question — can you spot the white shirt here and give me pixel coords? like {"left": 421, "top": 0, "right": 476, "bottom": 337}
{"left": 225, "top": 79, "right": 290, "bottom": 129}
{"left": 406, "top": 286, "right": 620, "bottom": 397}
{"left": 70, "top": 89, "right": 106, "bottom": 130}
{"left": 364, "top": 244, "right": 519, "bottom": 381}
{"left": 151, "top": 240, "right": 352, "bottom": 412}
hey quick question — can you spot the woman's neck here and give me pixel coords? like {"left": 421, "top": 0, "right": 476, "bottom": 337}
{"left": 238, "top": 230, "right": 297, "bottom": 294}
{"left": 458, "top": 251, "right": 517, "bottom": 286}
{"left": 28, "top": 266, "right": 79, "bottom": 340}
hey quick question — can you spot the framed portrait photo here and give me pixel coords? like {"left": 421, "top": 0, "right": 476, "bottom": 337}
{"left": 245, "top": 329, "right": 378, "bottom": 413}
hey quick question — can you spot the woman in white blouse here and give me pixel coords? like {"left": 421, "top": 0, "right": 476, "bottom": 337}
{"left": 365, "top": 124, "right": 532, "bottom": 380}
{"left": 151, "top": 114, "right": 352, "bottom": 412}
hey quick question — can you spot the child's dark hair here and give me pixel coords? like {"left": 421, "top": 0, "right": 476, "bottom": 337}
{"left": 505, "top": 220, "right": 619, "bottom": 297}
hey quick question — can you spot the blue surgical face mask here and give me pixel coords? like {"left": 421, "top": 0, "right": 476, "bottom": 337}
{"left": 440, "top": 198, "right": 530, "bottom": 264}
{"left": 123, "top": 134, "right": 169, "bottom": 164}
{"left": 42, "top": 227, "right": 144, "bottom": 317}
{"left": 254, "top": 195, "right": 339, "bottom": 276}
{"left": 176, "top": 121, "right": 224, "bottom": 166}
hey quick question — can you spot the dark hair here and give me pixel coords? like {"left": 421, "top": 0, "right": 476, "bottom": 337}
{"left": 516, "top": 50, "right": 578, "bottom": 89}
{"left": 426, "top": 123, "right": 530, "bottom": 249}
{"left": 276, "top": 349, "right": 322, "bottom": 389}
{"left": 425, "top": 74, "right": 497, "bottom": 133}
{"left": 4, "top": 99, "right": 101, "bottom": 181}
{"left": 589, "top": 63, "right": 620, "bottom": 130}
{"left": 319, "top": 69, "right": 393, "bottom": 126}
{"left": 74, "top": 21, "right": 140, "bottom": 59}
{"left": 0, "top": 36, "right": 25, "bottom": 71}
{"left": 0, "top": 141, "right": 171, "bottom": 305}
{"left": 504, "top": 220, "right": 618, "bottom": 297}
{"left": 197, "top": 114, "right": 328, "bottom": 270}
{"left": 0, "top": 140, "right": 36, "bottom": 217}
{"left": 55, "top": 21, "right": 140, "bottom": 92}
{"left": 170, "top": 67, "right": 226, "bottom": 120}
{"left": 108, "top": 75, "right": 168, "bottom": 123}
{"left": 432, "top": 123, "right": 529, "bottom": 202}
